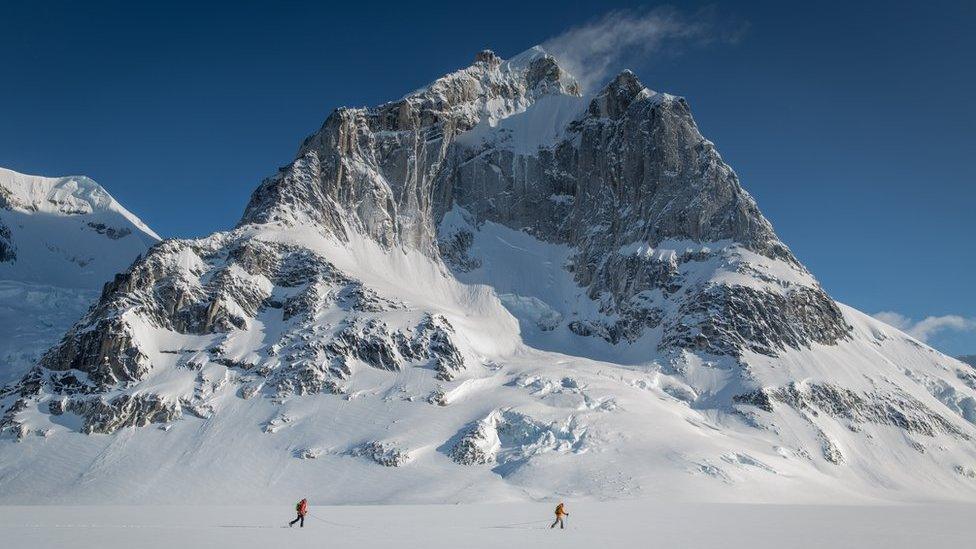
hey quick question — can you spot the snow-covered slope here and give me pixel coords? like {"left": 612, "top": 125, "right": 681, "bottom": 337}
{"left": 2, "top": 49, "right": 975, "bottom": 505}
{"left": 0, "top": 168, "right": 159, "bottom": 383}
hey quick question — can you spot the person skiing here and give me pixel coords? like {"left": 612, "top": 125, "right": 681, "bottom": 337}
{"left": 550, "top": 502, "right": 569, "bottom": 529}
{"left": 289, "top": 498, "right": 308, "bottom": 528}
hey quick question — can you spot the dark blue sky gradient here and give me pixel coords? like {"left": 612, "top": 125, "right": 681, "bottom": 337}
{"left": 1, "top": 1, "right": 973, "bottom": 354}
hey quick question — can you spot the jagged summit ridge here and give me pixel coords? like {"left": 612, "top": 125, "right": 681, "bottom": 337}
{"left": 239, "top": 46, "right": 580, "bottom": 252}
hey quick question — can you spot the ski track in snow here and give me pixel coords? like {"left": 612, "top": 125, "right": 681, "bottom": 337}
{"left": 2, "top": 503, "right": 975, "bottom": 549}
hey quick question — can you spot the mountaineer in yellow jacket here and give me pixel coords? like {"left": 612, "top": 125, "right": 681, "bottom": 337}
{"left": 550, "top": 502, "right": 569, "bottom": 529}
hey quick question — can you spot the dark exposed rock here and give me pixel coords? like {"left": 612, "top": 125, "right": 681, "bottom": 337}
{"left": 328, "top": 319, "right": 402, "bottom": 372}
{"left": 436, "top": 69, "right": 847, "bottom": 355}
{"left": 87, "top": 222, "right": 132, "bottom": 240}
{"left": 0, "top": 221, "right": 14, "bottom": 262}
{"left": 240, "top": 49, "right": 579, "bottom": 254}
{"left": 474, "top": 49, "right": 501, "bottom": 66}
{"left": 64, "top": 393, "right": 181, "bottom": 434}
{"left": 662, "top": 284, "right": 851, "bottom": 357}
{"left": 40, "top": 316, "right": 150, "bottom": 390}
{"left": 350, "top": 441, "right": 410, "bottom": 467}
{"left": 438, "top": 228, "right": 481, "bottom": 272}
{"left": 336, "top": 282, "right": 404, "bottom": 312}
{"left": 0, "top": 397, "right": 30, "bottom": 440}
{"left": 736, "top": 382, "right": 968, "bottom": 439}
{"left": 732, "top": 388, "right": 774, "bottom": 413}
{"left": 955, "top": 465, "right": 976, "bottom": 479}
{"left": 450, "top": 421, "right": 497, "bottom": 465}
{"left": 818, "top": 431, "right": 845, "bottom": 464}
{"left": 412, "top": 314, "right": 466, "bottom": 381}
{"left": 0, "top": 184, "right": 13, "bottom": 210}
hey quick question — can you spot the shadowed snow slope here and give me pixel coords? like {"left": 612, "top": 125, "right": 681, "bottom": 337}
{"left": 1, "top": 49, "right": 975, "bottom": 505}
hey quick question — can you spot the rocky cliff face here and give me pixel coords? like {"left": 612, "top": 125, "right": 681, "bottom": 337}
{"left": 438, "top": 68, "right": 848, "bottom": 353}
{"left": 240, "top": 48, "right": 579, "bottom": 253}
{"left": 2, "top": 48, "right": 975, "bottom": 504}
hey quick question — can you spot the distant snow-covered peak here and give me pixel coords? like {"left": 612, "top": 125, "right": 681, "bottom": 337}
{"left": 0, "top": 167, "right": 159, "bottom": 240}
{"left": 0, "top": 167, "right": 160, "bottom": 289}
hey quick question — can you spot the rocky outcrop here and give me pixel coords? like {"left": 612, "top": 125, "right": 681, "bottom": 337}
{"left": 56, "top": 394, "right": 181, "bottom": 434}
{"left": 350, "top": 441, "right": 411, "bottom": 467}
{"left": 39, "top": 316, "right": 151, "bottom": 390}
{"left": 0, "top": 221, "right": 14, "bottom": 263}
{"left": 86, "top": 222, "right": 132, "bottom": 240}
{"left": 0, "top": 397, "right": 30, "bottom": 439}
{"left": 7, "top": 216, "right": 472, "bottom": 413}
{"left": 735, "top": 382, "right": 969, "bottom": 439}
{"left": 437, "top": 228, "right": 480, "bottom": 272}
{"left": 449, "top": 410, "right": 586, "bottom": 468}
{"left": 450, "top": 418, "right": 499, "bottom": 465}
{"left": 663, "top": 284, "right": 850, "bottom": 357}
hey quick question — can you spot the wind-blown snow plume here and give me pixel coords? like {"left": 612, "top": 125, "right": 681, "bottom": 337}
{"left": 541, "top": 7, "right": 743, "bottom": 91}
{"left": 874, "top": 311, "right": 976, "bottom": 343}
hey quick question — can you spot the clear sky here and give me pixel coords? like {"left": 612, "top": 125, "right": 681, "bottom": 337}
{"left": 1, "top": 1, "right": 973, "bottom": 356}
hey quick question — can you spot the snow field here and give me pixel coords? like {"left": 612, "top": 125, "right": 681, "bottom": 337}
{"left": 2, "top": 502, "right": 975, "bottom": 549}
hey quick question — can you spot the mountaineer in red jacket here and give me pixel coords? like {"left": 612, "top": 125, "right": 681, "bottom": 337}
{"left": 289, "top": 498, "right": 308, "bottom": 528}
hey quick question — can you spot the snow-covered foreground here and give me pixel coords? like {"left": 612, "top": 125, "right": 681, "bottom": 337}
{"left": 3, "top": 503, "right": 974, "bottom": 549}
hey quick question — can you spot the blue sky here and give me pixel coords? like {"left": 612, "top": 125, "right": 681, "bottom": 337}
{"left": 1, "top": 1, "right": 973, "bottom": 356}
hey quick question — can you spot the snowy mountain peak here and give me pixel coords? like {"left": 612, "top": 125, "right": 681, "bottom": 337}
{"left": 0, "top": 167, "right": 159, "bottom": 289}
{"left": 588, "top": 69, "right": 652, "bottom": 118}
{"left": 0, "top": 167, "right": 158, "bottom": 240}
{"left": 401, "top": 45, "right": 579, "bottom": 109}
{"left": 473, "top": 49, "right": 501, "bottom": 66}
{"left": 4, "top": 51, "right": 976, "bottom": 506}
